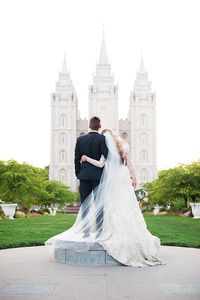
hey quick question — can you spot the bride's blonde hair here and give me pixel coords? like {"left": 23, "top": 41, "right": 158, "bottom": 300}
{"left": 102, "top": 128, "right": 126, "bottom": 162}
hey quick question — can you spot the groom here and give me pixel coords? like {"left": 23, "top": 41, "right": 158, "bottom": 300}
{"left": 74, "top": 116, "right": 108, "bottom": 237}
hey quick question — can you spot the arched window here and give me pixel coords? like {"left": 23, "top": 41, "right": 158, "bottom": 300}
{"left": 60, "top": 114, "right": 66, "bottom": 128}
{"left": 140, "top": 114, "right": 147, "bottom": 128}
{"left": 59, "top": 169, "right": 66, "bottom": 182}
{"left": 141, "top": 133, "right": 147, "bottom": 146}
{"left": 60, "top": 150, "right": 66, "bottom": 162}
{"left": 122, "top": 132, "right": 128, "bottom": 140}
{"left": 141, "top": 151, "right": 147, "bottom": 162}
{"left": 60, "top": 133, "right": 66, "bottom": 145}
{"left": 141, "top": 169, "right": 148, "bottom": 182}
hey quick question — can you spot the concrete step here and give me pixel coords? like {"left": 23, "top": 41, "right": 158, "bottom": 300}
{"left": 54, "top": 240, "right": 122, "bottom": 266}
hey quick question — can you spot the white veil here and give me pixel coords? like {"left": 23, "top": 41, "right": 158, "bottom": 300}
{"left": 45, "top": 132, "right": 123, "bottom": 247}
{"left": 45, "top": 131, "right": 164, "bottom": 267}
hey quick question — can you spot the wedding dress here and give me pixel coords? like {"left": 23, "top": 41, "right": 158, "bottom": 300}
{"left": 45, "top": 132, "right": 164, "bottom": 267}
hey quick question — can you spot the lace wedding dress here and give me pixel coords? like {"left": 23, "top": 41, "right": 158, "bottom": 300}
{"left": 45, "top": 132, "right": 164, "bottom": 267}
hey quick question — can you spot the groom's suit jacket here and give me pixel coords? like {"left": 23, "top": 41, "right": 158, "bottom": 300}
{"left": 74, "top": 131, "right": 108, "bottom": 181}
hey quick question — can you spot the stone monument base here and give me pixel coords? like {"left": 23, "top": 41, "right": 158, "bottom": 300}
{"left": 54, "top": 240, "right": 122, "bottom": 266}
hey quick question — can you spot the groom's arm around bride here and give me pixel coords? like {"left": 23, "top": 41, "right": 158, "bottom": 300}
{"left": 74, "top": 116, "right": 108, "bottom": 205}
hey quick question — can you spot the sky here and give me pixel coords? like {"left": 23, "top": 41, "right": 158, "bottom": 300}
{"left": 0, "top": 0, "right": 199, "bottom": 171}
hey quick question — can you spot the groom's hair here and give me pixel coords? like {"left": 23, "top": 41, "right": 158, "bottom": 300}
{"left": 89, "top": 116, "right": 101, "bottom": 130}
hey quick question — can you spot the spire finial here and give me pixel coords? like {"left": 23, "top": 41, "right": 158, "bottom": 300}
{"left": 62, "top": 51, "right": 68, "bottom": 74}
{"left": 102, "top": 22, "right": 105, "bottom": 37}
{"left": 99, "top": 29, "right": 108, "bottom": 65}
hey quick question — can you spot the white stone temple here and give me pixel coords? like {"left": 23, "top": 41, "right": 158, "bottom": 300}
{"left": 49, "top": 34, "right": 157, "bottom": 191}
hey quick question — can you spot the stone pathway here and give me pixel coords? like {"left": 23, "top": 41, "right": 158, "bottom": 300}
{"left": 0, "top": 245, "right": 200, "bottom": 300}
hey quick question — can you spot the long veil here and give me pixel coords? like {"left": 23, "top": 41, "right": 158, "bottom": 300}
{"left": 45, "top": 132, "right": 164, "bottom": 267}
{"left": 45, "top": 132, "right": 122, "bottom": 247}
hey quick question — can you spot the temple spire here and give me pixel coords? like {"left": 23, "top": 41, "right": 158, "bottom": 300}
{"left": 99, "top": 32, "right": 108, "bottom": 65}
{"left": 139, "top": 52, "right": 146, "bottom": 74}
{"left": 62, "top": 51, "right": 68, "bottom": 74}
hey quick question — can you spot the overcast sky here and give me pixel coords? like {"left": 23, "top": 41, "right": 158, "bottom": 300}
{"left": 0, "top": 0, "right": 199, "bottom": 171}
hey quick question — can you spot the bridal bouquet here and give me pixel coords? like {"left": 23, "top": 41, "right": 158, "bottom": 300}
{"left": 134, "top": 188, "right": 147, "bottom": 202}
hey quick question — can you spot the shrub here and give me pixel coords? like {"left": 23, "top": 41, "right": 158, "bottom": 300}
{"left": 18, "top": 205, "right": 29, "bottom": 213}
{"left": 41, "top": 208, "right": 51, "bottom": 214}
{"left": 57, "top": 210, "right": 65, "bottom": 214}
{"left": 160, "top": 207, "right": 167, "bottom": 212}
{"left": 35, "top": 209, "right": 43, "bottom": 215}
{"left": 181, "top": 207, "right": 191, "bottom": 214}
{"left": 142, "top": 208, "right": 153, "bottom": 213}
{"left": 168, "top": 199, "right": 186, "bottom": 213}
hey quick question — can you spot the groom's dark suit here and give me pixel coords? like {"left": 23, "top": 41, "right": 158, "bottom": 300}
{"left": 75, "top": 131, "right": 108, "bottom": 200}
{"left": 74, "top": 131, "right": 108, "bottom": 236}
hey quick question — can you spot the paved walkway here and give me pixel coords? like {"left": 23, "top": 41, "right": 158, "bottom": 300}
{"left": 0, "top": 245, "right": 200, "bottom": 300}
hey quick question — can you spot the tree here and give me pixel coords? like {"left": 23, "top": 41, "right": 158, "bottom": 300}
{"left": 0, "top": 160, "right": 79, "bottom": 208}
{"left": 0, "top": 160, "right": 32, "bottom": 203}
{"left": 0, "top": 160, "right": 48, "bottom": 206}
{"left": 144, "top": 161, "right": 200, "bottom": 208}
{"left": 187, "top": 161, "right": 200, "bottom": 202}
{"left": 36, "top": 180, "right": 79, "bottom": 207}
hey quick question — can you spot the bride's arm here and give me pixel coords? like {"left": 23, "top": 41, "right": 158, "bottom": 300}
{"left": 124, "top": 144, "right": 137, "bottom": 188}
{"left": 81, "top": 154, "right": 106, "bottom": 168}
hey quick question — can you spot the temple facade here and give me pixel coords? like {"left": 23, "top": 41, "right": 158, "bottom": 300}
{"left": 49, "top": 35, "right": 157, "bottom": 191}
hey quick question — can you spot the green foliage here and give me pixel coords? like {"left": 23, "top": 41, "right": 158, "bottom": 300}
{"left": 36, "top": 180, "right": 79, "bottom": 207}
{"left": 0, "top": 160, "right": 47, "bottom": 205}
{"left": 159, "top": 207, "right": 167, "bottom": 212}
{"left": 142, "top": 207, "right": 153, "bottom": 213}
{"left": 0, "top": 160, "right": 78, "bottom": 208}
{"left": 168, "top": 198, "right": 187, "bottom": 212}
{"left": 144, "top": 161, "right": 200, "bottom": 208}
{"left": 41, "top": 208, "right": 51, "bottom": 214}
{"left": 181, "top": 207, "right": 191, "bottom": 213}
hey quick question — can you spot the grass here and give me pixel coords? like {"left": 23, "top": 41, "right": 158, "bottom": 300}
{"left": 145, "top": 215, "right": 200, "bottom": 248}
{"left": 0, "top": 214, "right": 76, "bottom": 249}
{"left": 0, "top": 214, "right": 200, "bottom": 249}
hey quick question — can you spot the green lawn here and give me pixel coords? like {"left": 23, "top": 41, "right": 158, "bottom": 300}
{"left": 0, "top": 215, "right": 76, "bottom": 249}
{"left": 145, "top": 215, "right": 200, "bottom": 248}
{"left": 0, "top": 214, "right": 200, "bottom": 249}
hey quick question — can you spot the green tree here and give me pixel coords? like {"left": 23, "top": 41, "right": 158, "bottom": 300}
{"left": 36, "top": 180, "right": 79, "bottom": 207}
{"left": 144, "top": 161, "right": 200, "bottom": 208}
{"left": 184, "top": 161, "right": 200, "bottom": 203}
{"left": 0, "top": 160, "right": 79, "bottom": 208}
{"left": 0, "top": 160, "right": 48, "bottom": 206}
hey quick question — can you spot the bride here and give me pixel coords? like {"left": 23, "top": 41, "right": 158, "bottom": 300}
{"left": 45, "top": 129, "right": 164, "bottom": 267}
